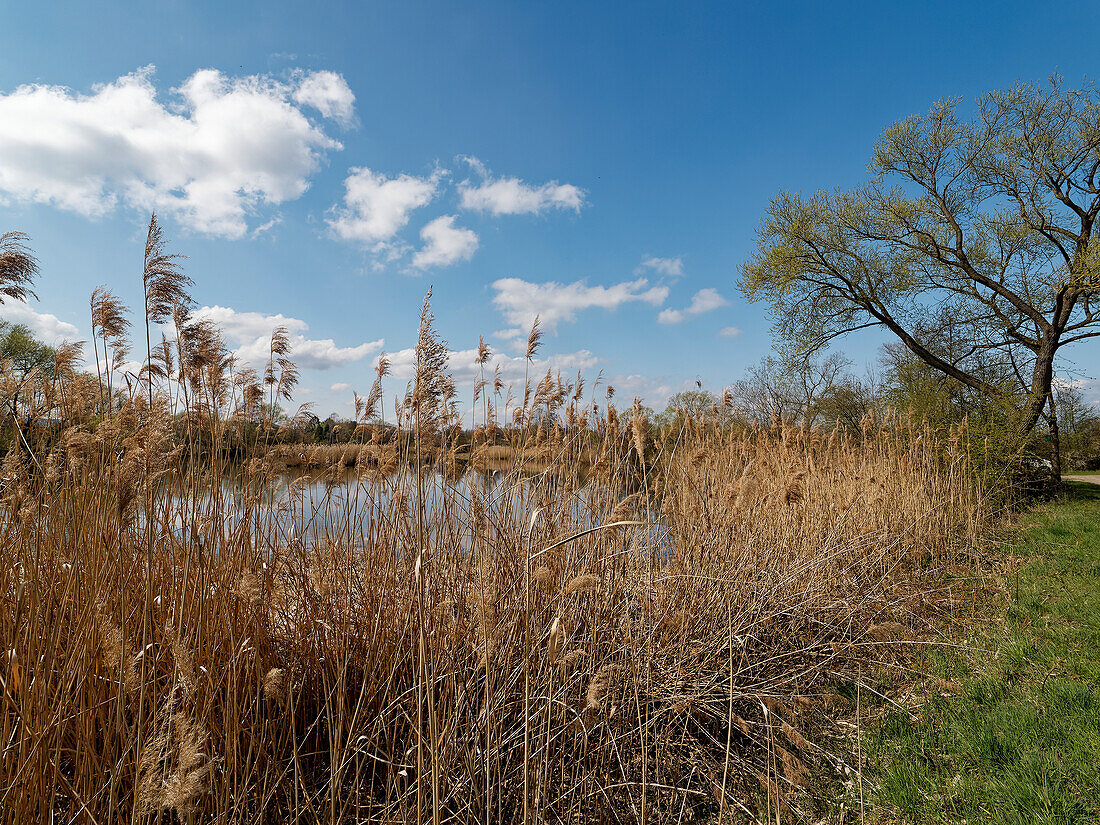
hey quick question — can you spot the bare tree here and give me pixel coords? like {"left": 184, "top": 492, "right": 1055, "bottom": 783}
{"left": 730, "top": 351, "right": 853, "bottom": 425}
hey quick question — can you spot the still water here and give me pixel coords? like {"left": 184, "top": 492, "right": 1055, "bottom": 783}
{"left": 163, "top": 461, "right": 616, "bottom": 550}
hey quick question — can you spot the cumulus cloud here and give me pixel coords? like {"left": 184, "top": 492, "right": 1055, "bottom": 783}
{"left": 1083, "top": 377, "right": 1100, "bottom": 405}
{"left": 329, "top": 157, "right": 584, "bottom": 268}
{"left": 491, "top": 277, "right": 669, "bottom": 333}
{"left": 330, "top": 382, "right": 351, "bottom": 392}
{"left": 378, "top": 345, "right": 599, "bottom": 386}
{"left": 411, "top": 215, "right": 478, "bottom": 269}
{"left": 328, "top": 166, "right": 444, "bottom": 248}
{"left": 287, "top": 338, "right": 384, "bottom": 370}
{"left": 193, "top": 305, "right": 308, "bottom": 339}
{"left": 291, "top": 70, "right": 355, "bottom": 123}
{"left": 0, "top": 66, "right": 351, "bottom": 238}
{"left": 192, "top": 305, "right": 382, "bottom": 371}
{"left": 606, "top": 373, "right": 677, "bottom": 408}
{"left": 636, "top": 256, "right": 683, "bottom": 277}
{"left": 717, "top": 325, "right": 743, "bottom": 338}
{"left": 0, "top": 301, "right": 80, "bottom": 342}
{"left": 457, "top": 156, "right": 583, "bottom": 216}
{"left": 657, "top": 288, "right": 729, "bottom": 324}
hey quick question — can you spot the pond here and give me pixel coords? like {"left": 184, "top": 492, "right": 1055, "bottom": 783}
{"left": 156, "top": 459, "right": 640, "bottom": 553}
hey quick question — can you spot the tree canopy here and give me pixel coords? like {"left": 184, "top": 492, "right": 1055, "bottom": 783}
{"left": 741, "top": 79, "right": 1100, "bottom": 435}
{"left": 0, "top": 321, "right": 57, "bottom": 379}
{"left": 729, "top": 351, "right": 858, "bottom": 427}
{"left": 656, "top": 389, "right": 725, "bottom": 429}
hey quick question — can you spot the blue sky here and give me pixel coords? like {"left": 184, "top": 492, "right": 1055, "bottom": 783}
{"left": 1, "top": 0, "right": 1098, "bottom": 418}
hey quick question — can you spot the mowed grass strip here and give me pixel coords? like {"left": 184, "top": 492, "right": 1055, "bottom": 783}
{"left": 870, "top": 481, "right": 1100, "bottom": 824}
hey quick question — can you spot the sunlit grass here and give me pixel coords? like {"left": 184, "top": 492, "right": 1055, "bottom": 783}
{"left": 868, "top": 481, "right": 1100, "bottom": 824}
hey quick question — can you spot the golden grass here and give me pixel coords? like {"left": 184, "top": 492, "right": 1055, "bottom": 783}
{"left": 0, "top": 406, "right": 983, "bottom": 823}
{"left": 0, "top": 250, "right": 987, "bottom": 822}
{"left": 270, "top": 442, "right": 593, "bottom": 471}
{"left": 273, "top": 442, "right": 384, "bottom": 468}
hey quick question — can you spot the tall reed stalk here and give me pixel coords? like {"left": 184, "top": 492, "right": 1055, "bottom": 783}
{"left": 0, "top": 229, "right": 989, "bottom": 823}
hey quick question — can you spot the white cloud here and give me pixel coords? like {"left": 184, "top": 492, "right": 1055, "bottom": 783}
{"left": 457, "top": 155, "right": 490, "bottom": 178}
{"left": 1083, "top": 377, "right": 1100, "bottom": 405}
{"left": 0, "top": 301, "right": 80, "bottom": 342}
{"left": 378, "top": 345, "right": 599, "bottom": 386}
{"left": 291, "top": 70, "right": 355, "bottom": 123}
{"left": 192, "top": 305, "right": 308, "bottom": 339}
{"left": 717, "top": 325, "right": 743, "bottom": 338}
{"left": 657, "top": 288, "right": 729, "bottom": 324}
{"left": 606, "top": 373, "right": 677, "bottom": 409}
{"left": 458, "top": 157, "right": 584, "bottom": 216}
{"left": 1052, "top": 376, "right": 1088, "bottom": 391}
{"left": 411, "top": 215, "right": 478, "bottom": 269}
{"left": 328, "top": 166, "right": 443, "bottom": 247}
{"left": 1057, "top": 375, "right": 1100, "bottom": 405}
{"left": 191, "top": 305, "right": 382, "bottom": 371}
{"left": 330, "top": 382, "right": 351, "bottom": 392}
{"left": 0, "top": 66, "right": 350, "bottom": 238}
{"left": 235, "top": 335, "right": 382, "bottom": 372}
{"left": 491, "top": 277, "right": 669, "bottom": 333}
{"left": 250, "top": 215, "right": 283, "bottom": 238}
{"left": 636, "top": 256, "right": 683, "bottom": 277}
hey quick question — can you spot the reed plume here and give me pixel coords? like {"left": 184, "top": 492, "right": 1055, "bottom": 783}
{"left": 263, "top": 325, "right": 298, "bottom": 423}
{"left": 410, "top": 289, "right": 449, "bottom": 436}
{"left": 90, "top": 286, "right": 131, "bottom": 407}
{"left": 141, "top": 214, "right": 192, "bottom": 407}
{"left": 0, "top": 231, "right": 39, "bottom": 304}
{"left": 525, "top": 314, "right": 542, "bottom": 361}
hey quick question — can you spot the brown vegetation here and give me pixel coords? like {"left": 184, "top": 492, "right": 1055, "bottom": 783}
{"left": 0, "top": 376, "right": 984, "bottom": 823}
{"left": 0, "top": 222, "right": 989, "bottom": 822}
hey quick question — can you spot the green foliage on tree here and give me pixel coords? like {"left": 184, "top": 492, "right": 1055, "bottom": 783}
{"left": 656, "top": 390, "right": 727, "bottom": 430}
{"left": 0, "top": 321, "right": 57, "bottom": 380}
{"left": 0, "top": 321, "right": 58, "bottom": 451}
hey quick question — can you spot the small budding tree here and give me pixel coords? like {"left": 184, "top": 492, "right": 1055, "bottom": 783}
{"left": 740, "top": 78, "right": 1100, "bottom": 446}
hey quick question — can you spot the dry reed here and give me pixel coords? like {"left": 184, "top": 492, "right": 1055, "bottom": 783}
{"left": 0, "top": 275, "right": 987, "bottom": 823}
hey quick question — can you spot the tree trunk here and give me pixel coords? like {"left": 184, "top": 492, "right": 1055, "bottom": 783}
{"left": 1015, "top": 333, "right": 1060, "bottom": 437}
{"left": 1047, "top": 393, "right": 1062, "bottom": 482}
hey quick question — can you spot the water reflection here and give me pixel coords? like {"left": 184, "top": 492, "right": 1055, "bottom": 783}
{"left": 165, "top": 459, "right": 608, "bottom": 550}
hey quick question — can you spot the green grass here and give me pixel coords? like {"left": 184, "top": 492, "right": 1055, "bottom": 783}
{"left": 868, "top": 481, "right": 1100, "bottom": 824}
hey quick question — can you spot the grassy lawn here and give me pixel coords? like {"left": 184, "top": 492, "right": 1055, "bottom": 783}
{"left": 868, "top": 481, "right": 1100, "bottom": 824}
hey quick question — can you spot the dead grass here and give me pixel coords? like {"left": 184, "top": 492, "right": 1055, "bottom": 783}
{"left": 0, "top": 268, "right": 987, "bottom": 823}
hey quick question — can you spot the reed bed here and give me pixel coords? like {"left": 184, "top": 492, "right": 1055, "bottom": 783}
{"left": 0, "top": 405, "right": 984, "bottom": 824}
{"left": 269, "top": 442, "right": 592, "bottom": 471}
{"left": 273, "top": 442, "right": 389, "bottom": 469}
{"left": 0, "top": 229, "right": 986, "bottom": 822}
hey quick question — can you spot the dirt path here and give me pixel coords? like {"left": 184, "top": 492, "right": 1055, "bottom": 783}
{"left": 1065, "top": 475, "right": 1100, "bottom": 485}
